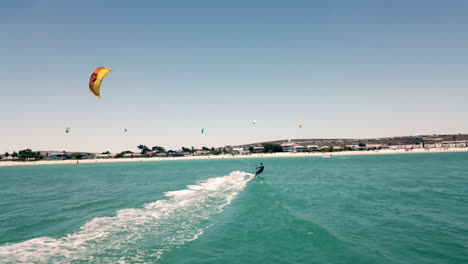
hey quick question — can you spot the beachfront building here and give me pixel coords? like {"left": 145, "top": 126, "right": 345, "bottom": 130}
{"left": 195, "top": 150, "right": 210, "bottom": 156}
{"left": 123, "top": 153, "right": 144, "bottom": 158}
{"left": 441, "top": 141, "right": 468, "bottom": 148}
{"left": 95, "top": 154, "right": 113, "bottom": 159}
{"left": 232, "top": 147, "right": 244, "bottom": 152}
{"left": 346, "top": 144, "right": 360, "bottom": 149}
{"left": 231, "top": 147, "right": 250, "bottom": 155}
{"left": 0, "top": 155, "right": 13, "bottom": 160}
{"left": 253, "top": 146, "right": 265, "bottom": 153}
{"left": 224, "top": 146, "right": 233, "bottom": 152}
{"left": 168, "top": 152, "right": 185, "bottom": 157}
{"left": 47, "top": 153, "right": 66, "bottom": 160}
{"left": 389, "top": 144, "right": 423, "bottom": 150}
{"left": 307, "top": 145, "right": 319, "bottom": 151}
{"left": 145, "top": 151, "right": 156, "bottom": 157}
{"left": 293, "top": 145, "right": 307, "bottom": 152}
{"left": 280, "top": 143, "right": 295, "bottom": 152}
{"left": 332, "top": 146, "right": 343, "bottom": 151}
{"left": 366, "top": 144, "right": 383, "bottom": 150}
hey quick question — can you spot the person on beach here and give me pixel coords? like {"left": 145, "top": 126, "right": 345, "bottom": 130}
{"left": 255, "top": 163, "right": 265, "bottom": 177}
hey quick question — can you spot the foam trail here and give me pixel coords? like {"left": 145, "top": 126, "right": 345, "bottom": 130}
{"left": 0, "top": 171, "right": 254, "bottom": 263}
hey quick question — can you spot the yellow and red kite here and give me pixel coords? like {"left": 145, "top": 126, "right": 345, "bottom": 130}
{"left": 89, "top": 67, "right": 112, "bottom": 98}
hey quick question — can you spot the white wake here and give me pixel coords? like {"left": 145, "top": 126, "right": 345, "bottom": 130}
{"left": 0, "top": 171, "right": 254, "bottom": 263}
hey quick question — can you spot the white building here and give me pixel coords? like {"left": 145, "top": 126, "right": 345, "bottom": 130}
{"left": 47, "top": 153, "right": 66, "bottom": 160}
{"left": 280, "top": 143, "right": 295, "bottom": 152}
{"left": 307, "top": 145, "right": 319, "bottom": 150}
{"left": 441, "top": 141, "right": 467, "bottom": 148}
{"left": 253, "top": 146, "right": 265, "bottom": 152}
{"left": 293, "top": 145, "right": 307, "bottom": 152}
{"left": 95, "top": 154, "right": 113, "bottom": 159}
{"left": 195, "top": 150, "right": 211, "bottom": 155}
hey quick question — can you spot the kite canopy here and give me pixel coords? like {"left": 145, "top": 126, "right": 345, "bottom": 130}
{"left": 252, "top": 120, "right": 256, "bottom": 125}
{"left": 65, "top": 126, "right": 70, "bottom": 133}
{"left": 201, "top": 128, "right": 205, "bottom": 134}
{"left": 89, "top": 67, "right": 112, "bottom": 98}
{"left": 298, "top": 123, "right": 304, "bottom": 128}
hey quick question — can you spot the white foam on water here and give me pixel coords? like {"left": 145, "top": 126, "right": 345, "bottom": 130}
{"left": 0, "top": 171, "right": 254, "bottom": 263}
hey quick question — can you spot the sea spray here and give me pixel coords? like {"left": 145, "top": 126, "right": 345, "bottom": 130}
{"left": 0, "top": 171, "right": 254, "bottom": 263}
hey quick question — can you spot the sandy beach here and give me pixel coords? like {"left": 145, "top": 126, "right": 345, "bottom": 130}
{"left": 1, "top": 147, "right": 467, "bottom": 167}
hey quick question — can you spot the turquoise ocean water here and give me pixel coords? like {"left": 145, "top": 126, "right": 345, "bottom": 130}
{"left": 0, "top": 152, "right": 467, "bottom": 263}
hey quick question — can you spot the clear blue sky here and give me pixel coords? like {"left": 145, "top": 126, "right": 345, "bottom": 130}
{"left": 1, "top": 0, "right": 467, "bottom": 153}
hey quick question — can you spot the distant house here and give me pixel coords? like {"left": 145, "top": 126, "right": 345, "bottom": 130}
{"left": 195, "top": 150, "right": 210, "bottom": 156}
{"left": 320, "top": 146, "right": 330, "bottom": 150}
{"left": 442, "top": 141, "right": 467, "bottom": 148}
{"left": 366, "top": 144, "right": 383, "bottom": 149}
{"left": 280, "top": 143, "right": 295, "bottom": 152}
{"left": 253, "top": 146, "right": 265, "bottom": 152}
{"left": 95, "top": 154, "right": 113, "bottom": 159}
{"left": 224, "top": 146, "right": 233, "bottom": 152}
{"left": 307, "top": 145, "right": 319, "bottom": 150}
{"left": 232, "top": 147, "right": 247, "bottom": 155}
{"left": 124, "top": 153, "right": 143, "bottom": 158}
{"left": 145, "top": 151, "right": 156, "bottom": 156}
{"left": 48, "top": 153, "right": 66, "bottom": 160}
{"left": 332, "top": 146, "right": 342, "bottom": 151}
{"left": 293, "top": 145, "right": 307, "bottom": 152}
{"left": 168, "top": 152, "right": 184, "bottom": 157}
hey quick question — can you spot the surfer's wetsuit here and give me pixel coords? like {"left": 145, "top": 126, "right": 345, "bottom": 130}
{"left": 255, "top": 164, "right": 264, "bottom": 177}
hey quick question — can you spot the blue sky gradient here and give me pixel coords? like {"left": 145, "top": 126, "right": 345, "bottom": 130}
{"left": 1, "top": 0, "right": 468, "bottom": 153}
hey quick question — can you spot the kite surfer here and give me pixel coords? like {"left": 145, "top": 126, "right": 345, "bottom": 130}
{"left": 255, "top": 163, "right": 264, "bottom": 177}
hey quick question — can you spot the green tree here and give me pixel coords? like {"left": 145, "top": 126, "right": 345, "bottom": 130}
{"left": 12, "top": 151, "right": 18, "bottom": 158}
{"left": 152, "top": 146, "right": 166, "bottom": 153}
{"left": 72, "top": 153, "right": 84, "bottom": 160}
{"left": 202, "top": 146, "right": 209, "bottom": 151}
{"left": 18, "top": 149, "right": 42, "bottom": 161}
{"left": 358, "top": 143, "right": 366, "bottom": 147}
{"left": 4, "top": 152, "right": 9, "bottom": 158}
{"left": 262, "top": 144, "right": 283, "bottom": 153}
{"left": 115, "top": 150, "right": 133, "bottom": 158}
{"left": 138, "top": 145, "right": 150, "bottom": 154}
{"left": 182, "top": 147, "right": 191, "bottom": 153}
{"left": 102, "top": 151, "right": 110, "bottom": 154}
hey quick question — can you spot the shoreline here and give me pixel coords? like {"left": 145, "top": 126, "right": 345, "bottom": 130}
{"left": 1, "top": 148, "right": 468, "bottom": 167}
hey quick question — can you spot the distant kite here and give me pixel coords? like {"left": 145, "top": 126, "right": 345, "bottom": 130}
{"left": 201, "top": 128, "right": 205, "bottom": 134}
{"left": 252, "top": 120, "right": 256, "bottom": 125}
{"left": 65, "top": 126, "right": 70, "bottom": 133}
{"left": 124, "top": 128, "right": 127, "bottom": 132}
{"left": 298, "top": 123, "right": 304, "bottom": 128}
{"left": 89, "top": 67, "right": 112, "bottom": 98}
